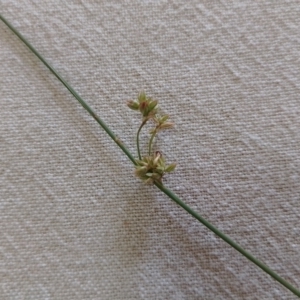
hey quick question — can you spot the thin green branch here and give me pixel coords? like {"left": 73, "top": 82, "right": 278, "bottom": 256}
{"left": 0, "top": 14, "right": 136, "bottom": 166}
{"left": 154, "top": 181, "right": 300, "bottom": 297}
{"left": 148, "top": 130, "right": 157, "bottom": 156}
{"left": 136, "top": 120, "right": 147, "bottom": 160}
{"left": 1, "top": 13, "right": 299, "bottom": 298}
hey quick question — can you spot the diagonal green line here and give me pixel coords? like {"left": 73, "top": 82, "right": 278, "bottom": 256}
{"left": 1, "top": 13, "right": 299, "bottom": 298}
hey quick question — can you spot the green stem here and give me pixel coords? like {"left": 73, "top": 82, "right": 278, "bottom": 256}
{"left": 2, "top": 13, "right": 299, "bottom": 298}
{"left": 154, "top": 181, "right": 300, "bottom": 298}
{"left": 0, "top": 14, "right": 137, "bottom": 167}
{"left": 148, "top": 130, "right": 157, "bottom": 155}
{"left": 137, "top": 120, "right": 147, "bottom": 160}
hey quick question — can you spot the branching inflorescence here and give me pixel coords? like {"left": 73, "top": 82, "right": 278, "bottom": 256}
{"left": 127, "top": 92, "right": 176, "bottom": 185}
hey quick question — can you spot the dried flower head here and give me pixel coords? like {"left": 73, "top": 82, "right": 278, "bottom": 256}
{"left": 127, "top": 92, "right": 158, "bottom": 120}
{"left": 150, "top": 114, "right": 174, "bottom": 134}
{"left": 135, "top": 152, "right": 176, "bottom": 184}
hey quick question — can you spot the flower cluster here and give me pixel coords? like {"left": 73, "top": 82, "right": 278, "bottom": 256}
{"left": 150, "top": 114, "right": 174, "bottom": 134}
{"left": 128, "top": 92, "right": 176, "bottom": 184}
{"left": 135, "top": 152, "right": 176, "bottom": 184}
{"left": 127, "top": 92, "right": 158, "bottom": 120}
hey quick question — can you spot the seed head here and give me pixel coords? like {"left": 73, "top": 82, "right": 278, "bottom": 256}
{"left": 127, "top": 92, "right": 158, "bottom": 120}
{"left": 135, "top": 152, "right": 176, "bottom": 184}
{"left": 150, "top": 114, "right": 174, "bottom": 134}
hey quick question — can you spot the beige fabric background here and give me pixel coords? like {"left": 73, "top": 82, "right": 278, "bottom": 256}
{"left": 1, "top": 1, "right": 300, "bottom": 299}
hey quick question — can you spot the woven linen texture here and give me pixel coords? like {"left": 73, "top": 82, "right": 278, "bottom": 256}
{"left": 1, "top": 1, "right": 299, "bottom": 299}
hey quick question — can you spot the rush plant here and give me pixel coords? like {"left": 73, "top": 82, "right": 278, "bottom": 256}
{"left": 1, "top": 14, "right": 299, "bottom": 298}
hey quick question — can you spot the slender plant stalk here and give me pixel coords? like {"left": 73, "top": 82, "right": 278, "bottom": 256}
{"left": 148, "top": 130, "right": 156, "bottom": 156}
{"left": 1, "top": 13, "right": 299, "bottom": 297}
{"left": 136, "top": 121, "right": 147, "bottom": 160}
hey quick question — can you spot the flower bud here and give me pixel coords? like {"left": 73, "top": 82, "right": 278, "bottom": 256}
{"left": 135, "top": 166, "right": 149, "bottom": 177}
{"left": 159, "top": 122, "right": 174, "bottom": 130}
{"left": 148, "top": 100, "right": 158, "bottom": 112}
{"left": 153, "top": 152, "right": 161, "bottom": 165}
{"left": 165, "top": 163, "right": 176, "bottom": 172}
{"left": 138, "top": 92, "right": 147, "bottom": 103}
{"left": 127, "top": 100, "right": 139, "bottom": 110}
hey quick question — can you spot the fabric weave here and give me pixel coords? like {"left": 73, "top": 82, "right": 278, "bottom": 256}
{"left": 1, "top": 1, "right": 299, "bottom": 299}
